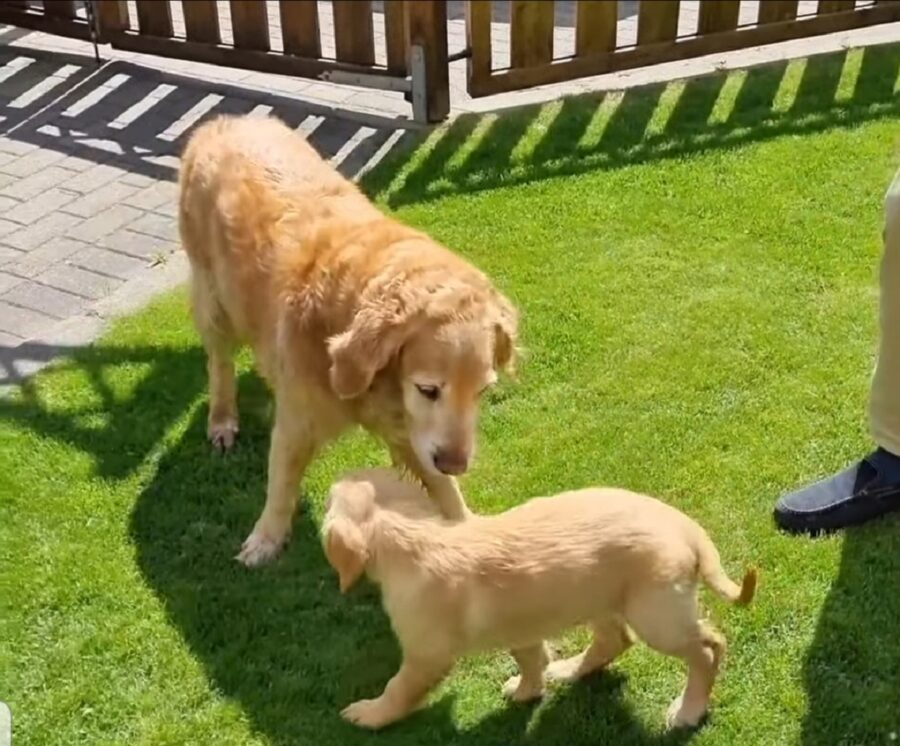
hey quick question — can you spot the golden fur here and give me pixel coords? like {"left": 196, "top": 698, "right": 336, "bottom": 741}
{"left": 179, "top": 115, "right": 518, "bottom": 566}
{"left": 323, "top": 468, "right": 757, "bottom": 730}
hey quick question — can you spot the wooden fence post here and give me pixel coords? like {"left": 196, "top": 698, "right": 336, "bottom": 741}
{"left": 94, "top": 0, "right": 130, "bottom": 41}
{"left": 407, "top": 0, "right": 450, "bottom": 123}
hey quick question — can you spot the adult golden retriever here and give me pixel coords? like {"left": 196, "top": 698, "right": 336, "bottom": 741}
{"left": 178, "top": 115, "right": 518, "bottom": 566}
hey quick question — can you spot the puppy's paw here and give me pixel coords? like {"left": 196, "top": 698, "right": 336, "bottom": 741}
{"left": 341, "top": 698, "right": 396, "bottom": 730}
{"left": 665, "top": 695, "right": 707, "bottom": 730}
{"left": 502, "top": 675, "right": 544, "bottom": 702}
{"left": 208, "top": 418, "right": 239, "bottom": 452}
{"left": 235, "top": 525, "right": 288, "bottom": 567}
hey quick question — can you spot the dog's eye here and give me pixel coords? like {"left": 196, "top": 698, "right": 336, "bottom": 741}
{"left": 415, "top": 384, "right": 440, "bottom": 401}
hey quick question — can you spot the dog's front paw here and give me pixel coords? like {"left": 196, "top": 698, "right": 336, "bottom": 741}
{"left": 502, "top": 675, "right": 544, "bottom": 702}
{"left": 208, "top": 417, "right": 239, "bottom": 452}
{"left": 236, "top": 523, "right": 288, "bottom": 567}
{"left": 341, "top": 698, "right": 397, "bottom": 729}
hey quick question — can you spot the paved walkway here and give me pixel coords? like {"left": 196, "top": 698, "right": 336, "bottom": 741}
{"left": 1, "top": 2, "right": 899, "bottom": 385}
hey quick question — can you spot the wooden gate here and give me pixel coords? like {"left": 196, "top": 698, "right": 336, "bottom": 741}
{"left": 0, "top": 1, "right": 451, "bottom": 122}
{"left": 93, "top": 0, "right": 449, "bottom": 121}
{"left": 466, "top": 0, "right": 900, "bottom": 98}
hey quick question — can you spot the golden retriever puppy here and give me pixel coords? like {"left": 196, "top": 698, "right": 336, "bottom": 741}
{"left": 323, "top": 468, "right": 757, "bottom": 731}
{"left": 178, "top": 115, "right": 518, "bottom": 566}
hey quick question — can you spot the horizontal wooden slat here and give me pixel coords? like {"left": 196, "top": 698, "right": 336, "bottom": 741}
{"left": 333, "top": 0, "right": 375, "bottom": 66}
{"left": 637, "top": 0, "right": 680, "bottom": 45}
{"left": 471, "top": 1, "right": 900, "bottom": 97}
{"left": 510, "top": 0, "right": 555, "bottom": 68}
{"left": 106, "top": 30, "right": 408, "bottom": 80}
{"left": 182, "top": 0, "right": 220, "bottom": 44}
{"left": 136, "top": 0, "right": 173, "bottom": 37}
{"left": 817, "top": 0, "right": 855, "bottom": 11}
{"left": 42, "top": 0, "right": 77, "bottom": 19}
{"left": 384, "top": 0, "right": 408, "bottom": 74}
{"left": 576, "top": 0, "right": 617, "bottom": 56}
{"left": 230, "top": 0, "right": 270, "bottom": 51}
{"left": 758, "top": 0, "right": 800, "bottom": 24}
{"left": 279, "top": 0, "right": 320, "bottom": 57}
{"left": 698, "top": 0, "right": 741, "bottom": 34}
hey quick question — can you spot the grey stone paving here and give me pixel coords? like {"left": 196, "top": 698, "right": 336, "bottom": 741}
{"left": 0, "top": 1, "right": 899, "bottom": 385}
{"left": 0, "top": 41, "right": 413, "bottom": 385}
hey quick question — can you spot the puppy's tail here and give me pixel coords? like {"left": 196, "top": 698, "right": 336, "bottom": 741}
{"left": 696, "top": 531, "right": 757, "bottom": 606}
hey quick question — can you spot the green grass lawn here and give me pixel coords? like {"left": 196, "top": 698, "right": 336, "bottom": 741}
{"left": 3, "top": 43, "right": 900, "bottom": 746}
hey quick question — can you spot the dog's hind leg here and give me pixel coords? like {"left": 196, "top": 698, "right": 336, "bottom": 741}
{"left": 503, "top": 642, "right": 550, "bottom": 701}
{"left": 545, "top": 615, "right": 634, "bottom": 683}
{"left": 190, "top": 273, "right": 239, "bottom": 452}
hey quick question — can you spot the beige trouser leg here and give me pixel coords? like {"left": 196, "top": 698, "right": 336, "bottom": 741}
{"left": 870, "top": 168, "right": 900, "bottom": 456}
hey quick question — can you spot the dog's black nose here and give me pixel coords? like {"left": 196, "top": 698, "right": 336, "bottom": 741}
{"left": 432, "top": 449, "right": 469, "bottom": 476}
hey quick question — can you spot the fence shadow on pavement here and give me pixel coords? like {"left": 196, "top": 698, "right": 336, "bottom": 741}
{"left": 0, "top": 45, "right": 418, "bottom": 185}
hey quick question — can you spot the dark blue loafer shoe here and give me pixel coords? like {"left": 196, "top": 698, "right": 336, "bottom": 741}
{"left": 775, "top": 448, "right": 900, "bottom": 535}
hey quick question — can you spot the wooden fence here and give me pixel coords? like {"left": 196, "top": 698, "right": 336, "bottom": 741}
{"left": 93, "top": 0, "right": 449, "bottom": 122}
{"left": 0, "top": 0, "right": 451, "bottom": 121}
{"left": 467, "top": 1, "right": 900, "bottom": 97}
{"left": 0, "top": 0, "right": 93, "bottom": 39}
{"left": 1, "top": 1, "right": 900, "bottom": 121}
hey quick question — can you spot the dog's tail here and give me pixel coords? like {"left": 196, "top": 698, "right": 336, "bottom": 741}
{"left": 696, "top": 530, "right": 757, "bottom": 606}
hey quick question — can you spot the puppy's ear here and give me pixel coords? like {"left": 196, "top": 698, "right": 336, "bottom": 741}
{"left": 491, "top": 293, "right": 519, "bottom": 374}
{"left": 324, "top": 518, "right": 368, "bottom": 593}
{"left": 327, "top": 298, "right": 418, "bottom": 399}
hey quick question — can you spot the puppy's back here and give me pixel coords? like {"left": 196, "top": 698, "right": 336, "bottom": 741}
{"left": 469, "top": 487, "right": 701, "bottom": 555}
{"left": 441, "top": 488, "right": 709, "bottom": 597}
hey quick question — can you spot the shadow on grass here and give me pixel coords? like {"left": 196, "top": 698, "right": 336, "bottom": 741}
{"left": 363, "top": 43, "right": 900, "bottom": 208}
{"left": 0, "top": 341, "right": 695, "bottom": 744}
{"left": 2, "top": 39, "right": 900, "bottom": 745}
{"left": 800, "top": 519, "right": 900, "bottom": 745}
{"left": 0, "top": 342, "right": 205, "bottom": 479}
{"left": 128, "top": 369, "right": 696, "bottom": 746}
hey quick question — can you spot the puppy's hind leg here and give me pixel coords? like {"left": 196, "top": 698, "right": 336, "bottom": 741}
{"left": 663, "top": 626, "right": 723, "bottom": 730}
{"left": 190, "top": 273, "right": 239, "bottom": 452}
{"left": 625, "top": 583, "right": 722, "bottom": 729}
{"left": 503, "top": 642, "right": 550, "bottom": 702}
{"left": 545, "top": 616, "right": 634, "bottom": 683}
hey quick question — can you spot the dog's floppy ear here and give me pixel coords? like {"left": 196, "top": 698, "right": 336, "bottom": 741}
{"left": 327, "top": 292, "right": 419, "bottom": 399}
{"left": 491, "top": 292, "right": 519, "bottom": 373}
{"left": 324, "top": 517, "right": 368, "bottom": 593}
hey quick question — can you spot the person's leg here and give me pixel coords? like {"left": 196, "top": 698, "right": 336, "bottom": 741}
{"left": 871, "top": 172, "right": 900, "bottom": 459}
{"left": 775, "top": 169, "right": 900, "bottom": 534}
